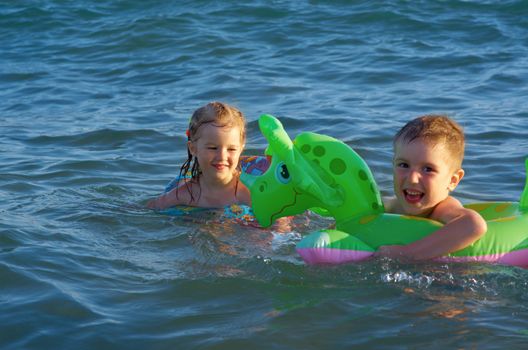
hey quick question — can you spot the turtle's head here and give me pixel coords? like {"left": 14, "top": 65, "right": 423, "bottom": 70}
{"left": 241, "top": 114, "right": 342, "bottom": 227}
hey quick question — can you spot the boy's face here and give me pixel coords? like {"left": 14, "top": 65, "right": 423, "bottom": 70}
{"left": 188, "top": 124, "right": 244, "bottom": 185}
{"left": 392, "top": 138, "right": 463, "bottom": 217}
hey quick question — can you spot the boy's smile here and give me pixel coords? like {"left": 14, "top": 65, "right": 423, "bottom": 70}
{"left": 403, "top": 189, "right": 424, "bottom": 204}
{"left": 392, "top": 138, "right": 463, "bottom": 217}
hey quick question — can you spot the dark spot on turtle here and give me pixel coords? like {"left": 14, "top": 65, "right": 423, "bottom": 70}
{"left": 313, "top": 146, "right": 325, "bottom": 157}
{"left": 329, "top": 158, "right": 346, "bottom": 175}
{"left": 359, "top": 170, "right": 368, "bottom": 181}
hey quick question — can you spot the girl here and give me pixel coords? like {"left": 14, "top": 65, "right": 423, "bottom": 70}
{"left": 147, "top": 102, "right": 251, "bottom": 209}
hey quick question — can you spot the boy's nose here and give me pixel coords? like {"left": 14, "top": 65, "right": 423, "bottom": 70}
{"left": 408, "top": 169, "right": 420, "bottom": 183}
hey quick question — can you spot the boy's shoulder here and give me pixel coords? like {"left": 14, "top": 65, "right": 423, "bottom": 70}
{"left": 429, "top": 196, "right": 464, "bottom": 223}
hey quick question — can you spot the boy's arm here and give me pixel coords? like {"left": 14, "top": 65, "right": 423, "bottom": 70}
{"left": 376, "top": 197, "right": 488, "bottom": 260}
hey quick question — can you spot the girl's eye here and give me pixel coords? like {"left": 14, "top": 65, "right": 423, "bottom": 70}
{"left": 397, "top": 162, "right": 408, "bottom": 168}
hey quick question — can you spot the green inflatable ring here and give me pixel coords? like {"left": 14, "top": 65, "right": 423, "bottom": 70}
{"left": 241, "top": 114, "right": 528, "bottom": 266}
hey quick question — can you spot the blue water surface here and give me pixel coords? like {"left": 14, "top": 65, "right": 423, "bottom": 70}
{"left": 1, "top": 1, "right": 528, "bottom": 349}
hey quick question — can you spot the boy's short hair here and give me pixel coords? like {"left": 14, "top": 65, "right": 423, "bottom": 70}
{"left": 394, "top": 115, "right": 465, "bottom": 169}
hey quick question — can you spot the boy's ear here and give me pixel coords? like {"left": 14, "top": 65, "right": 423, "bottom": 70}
{"left": 448, "top": 168, "right": 465, "bottom": 191}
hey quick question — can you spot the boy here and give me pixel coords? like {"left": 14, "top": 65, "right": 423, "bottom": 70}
{"left": 376, "top": 115, "right": 487, "bottom": 261}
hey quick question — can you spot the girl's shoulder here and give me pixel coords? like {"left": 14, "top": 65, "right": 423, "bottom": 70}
{"left": 235, "top": 182, "right": 252, "bottom": 206}
{"left": 163, "top": 175, "right": 202, "bottom": 206}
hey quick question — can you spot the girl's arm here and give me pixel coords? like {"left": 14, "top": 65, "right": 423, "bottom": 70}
{"left": 146, "top": 188, "right": 183, "bottom": 210}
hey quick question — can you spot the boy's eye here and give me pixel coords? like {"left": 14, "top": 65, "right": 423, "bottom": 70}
{"left": 423, "top": 166, "right": 435, "bottom": 173}
{"left": 397, "top": 162, "right": 408, "bottom": 168}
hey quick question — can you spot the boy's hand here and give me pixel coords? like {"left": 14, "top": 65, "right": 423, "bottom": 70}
{"left": 375, "top": 245, "right": 412, "bottom": 261}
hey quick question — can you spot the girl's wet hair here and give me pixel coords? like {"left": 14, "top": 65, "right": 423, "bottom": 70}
{"left": 177, "top": 101, "right": 246, "bottom": 203}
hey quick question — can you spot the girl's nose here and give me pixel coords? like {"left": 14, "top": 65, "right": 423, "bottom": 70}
{"left": 217, "top": 148, "right": 228, "bottom": 160}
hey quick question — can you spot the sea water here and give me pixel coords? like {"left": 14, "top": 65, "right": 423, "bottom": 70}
{"left": 1, "top": 1, "right": 528, "bottom": 349}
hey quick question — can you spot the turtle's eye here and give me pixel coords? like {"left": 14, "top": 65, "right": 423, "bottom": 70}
{"left": 275, "top": 162, "right": 291, "bottom": 184}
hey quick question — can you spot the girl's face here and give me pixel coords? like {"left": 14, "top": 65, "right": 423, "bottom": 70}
{"left": 188, "top": 124, "right": 244, "bottom": 185}
{"left": 392, "top": 138, "right": 463, "bottom": 217}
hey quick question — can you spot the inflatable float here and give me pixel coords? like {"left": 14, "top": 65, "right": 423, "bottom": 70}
{"left": 240, "top": 114, "right": 528, "bottom": 266}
